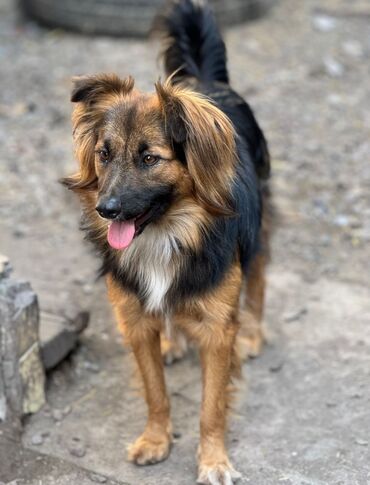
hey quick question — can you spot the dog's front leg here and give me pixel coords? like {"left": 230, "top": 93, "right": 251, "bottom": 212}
{"left": 197, "top": 324, "right": 241, "bottom": 485}
{"left": 106, "top": 276, "right": 172, "bottom": 465}
{"left": 127, "top": 324, "right": 172, "bottom": 465}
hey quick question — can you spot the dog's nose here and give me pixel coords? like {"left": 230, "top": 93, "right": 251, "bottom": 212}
{"left": 96, "top": 197, "right": 121, "bottom": 220}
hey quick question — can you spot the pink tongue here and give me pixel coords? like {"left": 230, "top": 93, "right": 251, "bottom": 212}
{"left": 107, "top": 220, "right": 135, "bottom": 250}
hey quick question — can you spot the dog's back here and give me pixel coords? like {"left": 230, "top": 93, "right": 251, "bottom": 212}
{"left": 156, "top": 0, "right": 271, "bottom": 276}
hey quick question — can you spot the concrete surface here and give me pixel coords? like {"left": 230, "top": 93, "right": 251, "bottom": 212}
{"left": 0, "top": 421, "right": 123, "bottom": 485}
{"left": 0, "top": 0, "right": 370, "bottom": 483}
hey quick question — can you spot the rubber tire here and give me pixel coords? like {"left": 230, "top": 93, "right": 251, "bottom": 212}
{"left": 20, "top": 0, "right": 267, "bottom": 37}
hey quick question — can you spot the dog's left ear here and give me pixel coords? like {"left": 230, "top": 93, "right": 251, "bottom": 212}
{"left": 155, "top": 81, "right": 236, "bottom": 215}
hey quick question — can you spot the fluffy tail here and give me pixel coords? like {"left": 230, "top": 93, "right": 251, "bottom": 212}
{"left": 154, "top": 0, "right": 229, "bottom": 84}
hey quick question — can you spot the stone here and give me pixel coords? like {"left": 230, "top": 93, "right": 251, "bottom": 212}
{"left": 51, "top": 408, "right": 64, "bottom": 422}
{"left": 0, "top": 255, "right": 11, "bottom": 279}
{"left": 355, "top": 439, "right": 368, "bottom": 446}
{"left": 90, "top": 474, "right": 108, "bottom": 483}
{"left": 327, "top": 93, "right": 343, "bottom": 106}
{"left": 19, "top": 343, "right": 46, "bottom": 414}
{"left": 12, "top": 226, "right": 29, "bottom": 239}
{"left": 283, "top": 307, "right": 308, "bottom": 323}
{"left": 342, "top": 40, "right": 364, "bottom": 58}
{"left": 83, "top": 360, "right": 101, "bottom": 373}
{"left": 39, "top": 311, "right": 89, "bottom": 370}
{"left": 323, "top": 57, "right": 344, "bottom": 78}
{"left": 68, "top": 436, "right": 86, "bottom": 457}
{"left": 333, "top": 214, "right": 350, "bottom": 227}
{"left": 269, "top": 360, "right": 284, "bottom": 373}
{"left": 312, "top": 14, "right": 337, "bottom": 32}
{"left": 0, "top": 261, "right": 45, "bottom": 420}
{"left": 31, "top": 433, "right": 44, "bottom": 445}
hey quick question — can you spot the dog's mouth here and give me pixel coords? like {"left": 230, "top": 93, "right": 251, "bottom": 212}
{"left": 107, "top": 207, "right": 157, "bottom": 250}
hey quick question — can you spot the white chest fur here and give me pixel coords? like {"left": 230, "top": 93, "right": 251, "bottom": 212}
{"left": 119, "top": 225, "right": 178, "bottom": 313}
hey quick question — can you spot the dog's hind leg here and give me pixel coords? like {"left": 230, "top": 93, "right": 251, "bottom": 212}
{"left": 160, "top": 328, "right": 188, "bottom": 365}
{"left": 237, "top": 252, "right": 266, "bottom": 360}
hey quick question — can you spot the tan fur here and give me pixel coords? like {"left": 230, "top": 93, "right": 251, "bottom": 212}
{"left": 107, "top": 275, "right": 172, "bottom": 464}
{"left": 107, "top": 262, "right": 245, "bottom": 477}
{"left": 63, "top": 74, "right": 136, "bottom": 191}
{"left": 237, "top": 253, "right": 266, "bottom": 360}
{"left": 160, "top": 330, "right": 188, "bottom": 365}
{"left": 156, "top": 79, "right": 237, "bottom": 215}
{"left": 63, "top": 73, "right": 269, "bottom": 483}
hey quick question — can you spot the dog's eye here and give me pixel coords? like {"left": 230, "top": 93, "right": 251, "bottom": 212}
{"left": 98, "top": 148, "right": 109, "bottom": 163}
{"left": 143, "top": 154, "right": 159, "bottom": 166}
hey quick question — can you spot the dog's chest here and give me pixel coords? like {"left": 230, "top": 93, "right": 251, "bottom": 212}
{"left": 136, "top": 259, "right": 173, "bottom": 313}
{"left": 119, "top": 228, "right": 177, "bottom": 313}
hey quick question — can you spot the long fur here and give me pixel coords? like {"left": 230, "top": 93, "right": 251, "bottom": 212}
{"left": 62, "top": 74, "right": 135, "bottom": 191}
{"left": 154, "top": 0, "right": 229, "bottom": 84}
{"left": 62, "top": 2, "right": 270, "bottom": 310}
{"left": 63, "top": 1, "right": 271, "bottom": 480}
{"left": 155, "top": 79, "right": 236, "bottom": 215}
{"left": 155, "top": 0, "right": 270, "bottom": 181}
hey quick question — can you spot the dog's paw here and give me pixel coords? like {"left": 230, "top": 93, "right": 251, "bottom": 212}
{"left": 197, "top": 463, "right": 242, "bottom": 485}
{"left": 160, "top": 332, "right": 188, "bottom": 365}
{"left": 236, "top": 333, "right": 263, "bottom": 360}
{"left": 127, "top": 433, "right": 171, "bottom": 465}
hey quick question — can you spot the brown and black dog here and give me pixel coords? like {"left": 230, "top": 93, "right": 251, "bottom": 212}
{"left": 62, "top": 1, "right": 270, "bottom": 483}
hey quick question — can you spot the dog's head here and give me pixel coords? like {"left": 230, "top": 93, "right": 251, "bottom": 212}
{"left": 62, "top": 74, "right": 236, "bottom": 250}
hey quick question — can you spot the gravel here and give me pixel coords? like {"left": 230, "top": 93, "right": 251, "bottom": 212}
{"left": 68, "top": 437, "right": 87, "bottom": 458}
{"left": 30, "top": 433, "right": 44, "bottom": 446}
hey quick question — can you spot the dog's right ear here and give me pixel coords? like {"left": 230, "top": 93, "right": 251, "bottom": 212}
{"left": 62, "top": 74, "right": 135, "bottom": 192}
{"left": 71, "top": 74, "right": 135, "bottom": 104}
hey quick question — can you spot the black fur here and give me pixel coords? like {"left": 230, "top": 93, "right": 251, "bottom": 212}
{"left": 204, "top": 85, "right": 270, "bottom": 180}
{"left": 86, "top": 0, "right": 269, "bottom": 309}
{"left": 156, "top": 0, "right": 269, "bottom": 284}
{"left": 156, "top": 0, "right": 270, "bottom": 179}
{"left": 155, "top": 0, "right": 228, "bottom": 84}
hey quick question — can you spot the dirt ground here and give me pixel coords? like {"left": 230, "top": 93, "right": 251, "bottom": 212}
{"left": 0, "top": 0, "right": 370, "bottom": 483}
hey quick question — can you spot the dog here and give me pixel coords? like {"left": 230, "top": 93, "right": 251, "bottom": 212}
{"left": 62, "top": 0, "right": 270, "bottom": 483}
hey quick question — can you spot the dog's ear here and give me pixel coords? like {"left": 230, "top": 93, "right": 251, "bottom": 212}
{"left": 71, "top": 74, "right": 135, "bottom": 104}
{"left": 61, "top": 74, "right": 134, "bottom": 191}
{"left": 155, "top": 81, "right": 236, "bottom": 215}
